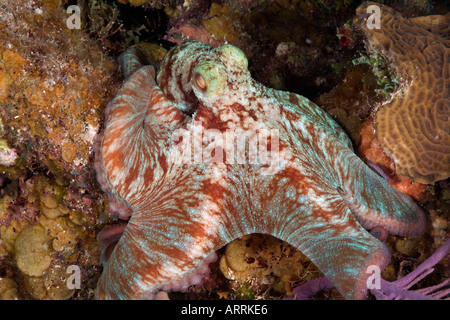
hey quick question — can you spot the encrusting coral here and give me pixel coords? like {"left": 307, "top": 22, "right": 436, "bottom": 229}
{"left": 0, "top": 277, "right": 19, "bottom": 300}
{"left": 354, "top": 2, "right": 450, "bottom": 184}
{"left": 0, "top": 0, "right": 119, "bottom": 181}
{"left": 0, "top": 0, "right": 112, "bottom": 300}
{"left": 1, "top": 173, "right": 103, "bottom": 300}
{"left": 14, "top": 224, "right": 53, "bottom": 277}
{"left": 219, "top": 234, "right": 320, "bottom": 297}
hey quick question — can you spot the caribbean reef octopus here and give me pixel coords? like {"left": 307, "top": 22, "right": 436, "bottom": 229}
{"left": 94, "top": 41, "right": 426, "bottom": 300}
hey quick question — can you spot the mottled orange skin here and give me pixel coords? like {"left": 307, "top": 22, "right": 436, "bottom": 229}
{"left": 358, "top": 117, "right": 427, "bottom": 201}
{"left": 95, "top": 42, "right": 426, "bottom": 300}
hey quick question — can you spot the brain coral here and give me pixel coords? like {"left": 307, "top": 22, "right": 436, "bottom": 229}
{"left": 354, "top": 2, "right": 450, "bottom": 184}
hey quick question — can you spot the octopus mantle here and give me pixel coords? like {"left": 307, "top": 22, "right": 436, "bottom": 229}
{"left": 94, "top": 41, "right": 426, "bottom": 300}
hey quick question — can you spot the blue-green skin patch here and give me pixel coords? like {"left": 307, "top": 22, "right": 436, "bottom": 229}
{"left": 94, "top": 41, "right": 426, "bottom": 300}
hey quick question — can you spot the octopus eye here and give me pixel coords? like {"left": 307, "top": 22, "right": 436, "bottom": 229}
{"left": 191, "top": 61, "right": 227, "bottom": 98}
{"left": 194, "top": 73, "right": 207, "bottom": 91}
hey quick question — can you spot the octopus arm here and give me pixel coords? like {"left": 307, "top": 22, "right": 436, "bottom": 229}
{"left": 285, "top": 200, "right": 391, "bottom": 300}
{"left": 96, "top": 166, "right": 224, "bottom": 299}
{"left": 273, "top": 90, "right": 354, "bottom": 149}
{"left": 336, "top": 148, "right": 426, "bottom": 237}
{"left": 94, "top": 65, "right": 186, "bottom": 218}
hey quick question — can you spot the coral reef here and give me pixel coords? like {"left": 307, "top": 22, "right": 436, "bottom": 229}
{"left": 0, "top": 0, "right": 447, "bottom": 301}
{"left": 0, "top": 137, "right": 18, "bottom": 167}
{"left": 287, "top": 239, "right": 450, "bottom": 300}
{"left": 354, "top": 2, "right": 450, "bottom": 184}
{"left": 165, "top": 2, "right": 250, "bottom": 48}
{"left": 0, "top": 0, "right": 119, "bottom": 181}
{"left": 357, "top": 117, "right": 427, "bottom": 201}
{"left": 0, "top": 173, "right": 103, "bottom": 300}
{"left": 0, "top": 277, "right": 19, "bottom": 300}
{"left": 116, "top": 0, "right": 181, "bottom": 7}
{"left": 0, "top": 0, "right": 112, "bottom": 300}
{"left": 164, "top": 0, "right": 355, "bottom": 99}
{"left": 219, "top": 234, "right": 320, "bottom": 297}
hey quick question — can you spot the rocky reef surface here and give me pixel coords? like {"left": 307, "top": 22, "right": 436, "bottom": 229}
{"left": 0, "top": 0, "right": 448, "bottom": 300}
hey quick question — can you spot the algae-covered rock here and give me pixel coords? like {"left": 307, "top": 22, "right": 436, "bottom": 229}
{"left": 1, "top": 170, "right": 103, "bottom": 299}
{"left": 0, "top": 138, "right": 18, "bottom": 167}
{"left": 40, "top": 215, "right": 79, "bottom": 256}
{"left": 395, "top": 237, "right": 420, "bottom": 257}
{"left": 220, "top": 234, "right": 320, "bottom": 296}
{"left": 44, "top": 264, "right": 76, "bottom": 300}
{"left": 0, "top": 0, "right": 119, "bottom": 181}
{"left": 39, "top": 184, "right": 70, "bottom": 219}
{"left": 0, "top": 220, "right": 30, "bottom": 254}
{"left": 0, "top": 277, "right": 19, "bottom": 300}
{"left": 14, "top": 224, "right": 52, "bottom": 277}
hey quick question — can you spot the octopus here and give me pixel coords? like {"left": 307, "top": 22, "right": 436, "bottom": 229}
{"left": 94, "top": 41, "right": 426, "bottom": 300}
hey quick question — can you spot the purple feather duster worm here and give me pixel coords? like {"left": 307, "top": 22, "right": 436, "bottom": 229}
{"left": 287, "top": 239, "right": 450, "bottom": 300}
